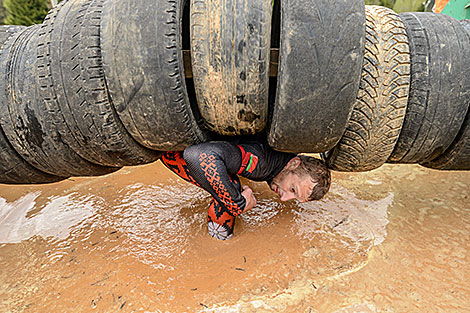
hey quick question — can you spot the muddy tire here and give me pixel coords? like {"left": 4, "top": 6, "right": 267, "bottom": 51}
{"left": 0, "top": 24, "right": 117, "bottom": 178}
{"left": 326, "top": 6, "right": 410, "bottom": 172}
{"left": 388, "top": 13, "right": 470, "bottom": 163}
{"left": 42, "top": 0, "right": 160, "bottom": 167}
{"left": 421, "top": 21, "right": 470, "bottom": 170}
{"left": 0, "top": 26, "right": 64, "bottom": 184}
{"left": 190, "top": 0, "right": 271, "bottom": 135}
{"left": 421, "top": 108, "right": 470, "bottom": 170}
{"left": 268, "top": 0, "right": 365, "bottom": 153}
{"left": 101, "top": 0, "right": 208, "bottom": 151}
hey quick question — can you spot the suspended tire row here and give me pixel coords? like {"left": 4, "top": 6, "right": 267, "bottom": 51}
{"left": 326, "top": 6, "right": 411, "bottom": 172}
{"left": 326, "top": 9, "right": 470, "bottom": 171}
{"left": 0, "top": 1, "right": 469, "bottom": 184}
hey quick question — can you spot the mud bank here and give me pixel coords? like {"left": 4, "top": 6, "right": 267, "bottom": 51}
{"left": 0, "top": 162, "right": 468, "bottom": 312}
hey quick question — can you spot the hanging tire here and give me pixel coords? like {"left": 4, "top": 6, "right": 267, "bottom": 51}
{"left": 0, "top": 26, "right": 64, "bottom": 184}
{"left": 39, "top": 0, "right": 160, "bottom": 167}
{"left": 388, "top": 13, "right": 470, "bottom": 163}
{"left": 190, "top": 0, "right": 271, "bottom": 135}
{"left": 326, "top": 6, "right": 410, "bottom": 172}
{"left": 268, "top": 0, "right": 365, "bottom": 153}
{"left": 101, "top": 0, "right": 208, "bottom": 151}
{"left": 0, "top": 23, "right": 118, "bottom": 178}
{"left": 421, "top": 107, "right": 470, "bottom": 170}
{"left": 422, "top": 19, "right": 470, "bottom": 170}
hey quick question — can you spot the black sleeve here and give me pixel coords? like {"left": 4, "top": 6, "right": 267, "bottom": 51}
{"left": 183, "top": 142, "right": 247, "bottom": 216}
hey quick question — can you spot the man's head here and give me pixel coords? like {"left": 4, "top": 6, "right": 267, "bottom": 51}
{"left": 269, "top": 155, "right": 331, "bottom": 202}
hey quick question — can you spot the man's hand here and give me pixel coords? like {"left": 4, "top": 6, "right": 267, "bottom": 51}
{"left": 241, "top": 185, "right": 257, "bottom": 212}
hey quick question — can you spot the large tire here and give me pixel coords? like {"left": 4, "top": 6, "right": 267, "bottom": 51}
{"left": 326, "top": 6, "right": 410, "bottom": 172}
{"left": 268, "top": 0, "right": 365, "bottom": 153}
{"left": 0, "top": 26, "right": 64, "bottom": 184}
{"left": 101, "top": 0, "right": 208, "bottom": 151}
{"left": 190, "top": 0, "right": 271, "bottom": 135}
{"left": 421, "top": 22, "right": 470, "bottom": 170}
{"left": 422, "top": 107, "right": 470, "bottom": 170}
{"left": 0, "top": 24, "right": 117, "bottom": 178}
{"left": 42, "top": 0, "right": 160, "bottom": 167}
{"left": 388, "top": 13, "right": 470, "bottom": 163}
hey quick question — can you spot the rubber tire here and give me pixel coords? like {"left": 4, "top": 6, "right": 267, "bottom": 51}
{"left": 42, "top": 0, "right": 160, "bottom": 167}
{"left": 0, "top": 26, "right": 64, "bottom": 184}
{"left": 101, "top": 0, "right": 208, "bottom": 150}
{"left": 388, "top": 13, "right": 470, "bottom": 163}
{"left": 421, "top": 106, "right": 470, "bottom": 170}
{"left": 0, "top": 25, "right": 117, "bottom": 178}
{"left": 268, "top": 0, "right": 366, "bottom": 153}
{"left": 190, "top": 0, "right": 271, "bottom": 135}
{"left": 421, "top": 23, "right": 470, "bottom": 170}
{"left": 326, "top": 6, "right": 411, "bottom": 172}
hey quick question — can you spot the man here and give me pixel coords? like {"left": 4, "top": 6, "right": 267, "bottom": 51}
{"left": 161, "top": 138, "right": 331, "bottom": 240}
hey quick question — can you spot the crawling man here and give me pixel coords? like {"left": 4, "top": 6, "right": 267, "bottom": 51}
{"left": 161, "top": 137, "right": 331, "bottom": 240}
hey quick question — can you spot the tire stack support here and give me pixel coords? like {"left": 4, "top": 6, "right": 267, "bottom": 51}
{"left": 1, "top": 1, "right": 470, "bottom": 185}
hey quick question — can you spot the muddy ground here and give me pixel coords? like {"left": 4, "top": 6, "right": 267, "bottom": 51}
{"left": 0, "top": 161, "right": 468, "bottom": 312}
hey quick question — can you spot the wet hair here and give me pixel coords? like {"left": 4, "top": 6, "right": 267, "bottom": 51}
{"left": 293, "top": 155, "right": 331, "bottom": 201}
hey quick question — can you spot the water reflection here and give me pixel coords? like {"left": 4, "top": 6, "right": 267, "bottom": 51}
{"left": 0, "top": 192, "right": 102, "bottom": 243}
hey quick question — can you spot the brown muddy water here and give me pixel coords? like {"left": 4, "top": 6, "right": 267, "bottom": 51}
{"left": 0, "top": 161, "right": 468, "bottom": 312}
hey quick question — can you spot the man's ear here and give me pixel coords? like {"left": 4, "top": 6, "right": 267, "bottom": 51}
{"left": 285, "top": 157, "right": 301, "bottom": 171}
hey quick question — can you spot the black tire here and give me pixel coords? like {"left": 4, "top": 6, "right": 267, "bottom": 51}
{"left": 388, "top": 13, "right": 470, "bottom": 163}
{"left": 268, "top": 0, "right": 366, "bottom": 153}
{"left": 42, "top": 0, "right": 160, "bottom": 167}
{"left": 0, "top": 26, "right": 64, "bottom": 184}
{"left": 422, "top": 106, "right": 470, "bottom": 170}
{"left": 0, "top": 24, "right": 117, "bottom": 178}
{"left": 326, "top": 6, "right": 411, "bottom": 172}
{"left": 101, "top": 0, "right": 208, "bottom": 150}
{"left": 190, "top": 0, "right": 271, "bottom": 135}
{"left": 421, "top": 22, "right": 470, "bottom": 170}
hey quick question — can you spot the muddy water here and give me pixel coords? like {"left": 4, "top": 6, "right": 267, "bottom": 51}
{"left": 0, "top": 161, "right": 468, "bottom": 312}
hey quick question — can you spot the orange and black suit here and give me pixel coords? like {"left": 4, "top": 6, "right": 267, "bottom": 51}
{"left": 161, "top": 140, "right": 295, "bottom": 240}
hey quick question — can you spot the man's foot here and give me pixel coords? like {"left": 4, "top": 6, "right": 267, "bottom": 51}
{"left": 208, "top": 221, "right": 233, "bottom": 240}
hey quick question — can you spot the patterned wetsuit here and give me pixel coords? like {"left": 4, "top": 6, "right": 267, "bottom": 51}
{"left": 161, "top": 139, "right": 296, "bottom": 239}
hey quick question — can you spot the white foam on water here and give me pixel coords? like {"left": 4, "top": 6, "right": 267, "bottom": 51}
{"left": 293, "top": 184, "right": 393, "bottom": 247}
{"left": 105, "top": 182, "right": 208, "bottom": 269}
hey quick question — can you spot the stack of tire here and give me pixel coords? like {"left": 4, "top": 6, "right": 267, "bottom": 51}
{"left": 0, "top": 0, "right": 469, "bottom": 185}
{"left": 325, "top": 7, "right": 470, "bottom": 172}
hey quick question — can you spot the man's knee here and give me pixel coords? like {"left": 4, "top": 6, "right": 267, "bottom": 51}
{"left": 183, "top": 145, "right": 202, "bottom": 167}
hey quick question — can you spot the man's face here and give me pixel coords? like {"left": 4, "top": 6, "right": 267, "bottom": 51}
{"left": 269, "top": 168, "right": 316, "bottom": 203}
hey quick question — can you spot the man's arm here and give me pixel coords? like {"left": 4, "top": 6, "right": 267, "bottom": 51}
{"left": 183, "top": 142, "right": 251, "bottom": 216}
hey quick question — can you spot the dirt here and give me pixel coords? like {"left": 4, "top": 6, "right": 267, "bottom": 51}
{"left": 0, "top": 161, "right": 468, "bottom": 312}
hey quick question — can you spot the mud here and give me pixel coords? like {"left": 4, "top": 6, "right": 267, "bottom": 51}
{"left": 0, "top": 161, "right": 468, "bottom": 312}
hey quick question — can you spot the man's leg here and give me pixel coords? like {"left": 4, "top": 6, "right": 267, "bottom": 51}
{"left": 207, "top": 174, "right": 241, "bottom": 240}
{"left": 161, "top": 151, "right": 237, "bottom": 240}
{"left": 161, "top": 151, "right": 201, "bottom": 187}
